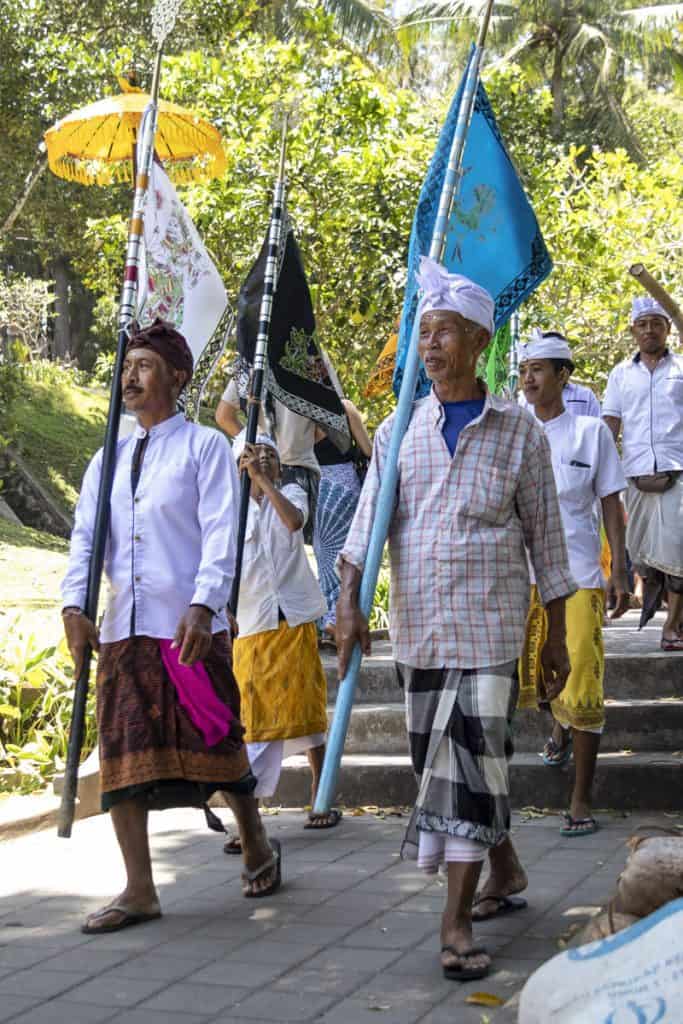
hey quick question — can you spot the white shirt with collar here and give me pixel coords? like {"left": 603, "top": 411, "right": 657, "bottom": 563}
{"left": 541, "top": 411, "right": 626, "bottom": 589}
{"left": 62, "top": 413, "right": 238, "bottom": 642}
{"left": 237, "top": 483, "right": 326, "bottom": 639}
{"left": 519, "top": 379, "right": 600, "bottom": 418}
{"left": 602, "top": 350, "right": 683, "bottom": 476}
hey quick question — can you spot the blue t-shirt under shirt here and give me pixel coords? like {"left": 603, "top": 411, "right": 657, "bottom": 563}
{"left": 441, "top": 399, "right": 485, "bottom": 457}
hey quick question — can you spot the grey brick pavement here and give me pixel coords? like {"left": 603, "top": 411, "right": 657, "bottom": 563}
{"left": 0, "top": 807, "right": 674, "bottom": 1023}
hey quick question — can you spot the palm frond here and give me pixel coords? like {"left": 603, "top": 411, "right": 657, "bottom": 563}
{"left": 565, "top": 24, "right": 618, "bottom": 91}
{"left": 615, "top": 4, "right": 683, "bottom": 29}
{"left": 321, "top": 0, "right": 401, "bottom": 63}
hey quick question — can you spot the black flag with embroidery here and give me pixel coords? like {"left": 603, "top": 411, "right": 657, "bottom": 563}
{"left": 233, "top": 228, "right": 350, "bottom": 453}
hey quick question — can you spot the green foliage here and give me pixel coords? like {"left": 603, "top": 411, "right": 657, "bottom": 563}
{"left": 7, "top": 361, "right": 108, "bottom": 514}
{"left": 0, "top": 618, "right": 96, "bottom": 795}
{"left": 369, "top": 567, "right": 390, "bottom": 631}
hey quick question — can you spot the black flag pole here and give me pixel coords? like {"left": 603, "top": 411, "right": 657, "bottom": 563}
{"left": 229, "top": 116, "right": 289, "bottom": 615}
{"left": 57, "top": 0, "right": 183, "bottom": 838}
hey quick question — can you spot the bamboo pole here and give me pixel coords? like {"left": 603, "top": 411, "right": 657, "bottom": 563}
{"left": 313, "top": 0, "right": 496, "bottom": 816}
{"left": 629, "top": 264, "right": 683, "bottom": 336}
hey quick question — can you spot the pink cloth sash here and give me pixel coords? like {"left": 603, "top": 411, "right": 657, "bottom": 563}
{"left": 159, "top": 640, "right": 234, "bottom": 748}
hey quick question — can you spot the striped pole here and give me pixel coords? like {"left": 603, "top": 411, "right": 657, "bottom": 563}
{"left": 313, "top": 0, "right": 495, "bottom": 815}
{"left": 230, "top": 116, "right": 289, "bottom": 614}
{"left": 58, "top": 12, "right": 180, "bottom": 838}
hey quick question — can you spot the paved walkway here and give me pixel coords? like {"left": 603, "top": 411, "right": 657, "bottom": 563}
{"left": 0, "top": 807, "right": 675, "bottom": 1024}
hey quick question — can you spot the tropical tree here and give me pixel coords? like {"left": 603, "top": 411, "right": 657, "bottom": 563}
{"left": 397, "top": 1, "right": 683, "bottom": 157}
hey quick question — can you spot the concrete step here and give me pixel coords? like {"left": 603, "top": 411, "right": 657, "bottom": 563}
{"left": 323, "top": 616, "right": 683, "bottom": 705}
{"left": 334, "top": 698, "right": 683, "bottom": 755}
{"left": 272, "top": 751, "right": 683, "bottom": 812}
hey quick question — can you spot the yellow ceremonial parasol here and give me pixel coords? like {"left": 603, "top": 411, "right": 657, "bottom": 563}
{"left": 364, "top": 320, "right": 399, "bottom": 398}
{"left": 44, "top": 77, "right": 226, "bottom": 187}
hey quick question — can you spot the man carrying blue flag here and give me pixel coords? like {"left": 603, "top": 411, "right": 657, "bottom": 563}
{"left": 337, "top": 258, "right": 576, "bottom": 981}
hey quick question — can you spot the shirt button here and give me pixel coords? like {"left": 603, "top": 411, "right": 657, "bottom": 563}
{"left": 134, "top": 535, "right": 141, "bottom": 541}
{"left": 135, "top": 576, "right": 141, "bottom": 582}
{"left": 134, "top": 498, "right": 140, "bottom": 504}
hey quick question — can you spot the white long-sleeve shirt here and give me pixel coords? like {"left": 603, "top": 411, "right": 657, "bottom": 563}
{"left": 62, "top": 413, "right": 238, "bottom": 642}
{"left": 237, "top": 483, "right": 326, "bottom": 638}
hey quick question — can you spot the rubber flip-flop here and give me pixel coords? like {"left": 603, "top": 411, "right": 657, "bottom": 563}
{"left": 242, "top": 838, "right": 282, "bottom": 898}
{"left": 304, "top": 809, "right": 343, "bottom": 830}
{"left": 223, "top": 834, "right": 242, "bottom": 855}
{"left": 441, "top": 944, "right": 491, "bottom": 981}
{"left": 471, "top": 894, "right": 528, "bottom": 922}
{"left": 81, "top": 902, "right": 162, "bottom": 935}
{"left": 542, "top": 733, "right": 572, "bottom": 767}
{"left": 661, "top": 637, "right": 683, "bottom": 652}
{"left": 561, "top": 814, "right": 599, "bottom": 837}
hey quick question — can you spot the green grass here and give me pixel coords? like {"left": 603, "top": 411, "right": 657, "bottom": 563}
{"left": 0, "top": 518, "right": 68, "bottom": 636}
{"left": 8, "top": 375, "right": 108, "bottom": 515}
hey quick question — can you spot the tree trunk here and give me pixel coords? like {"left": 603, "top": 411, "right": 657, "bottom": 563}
{"left": 52, "top": 256, "right": 71, "bottom": 360}
{"left": 551, "top": 45, "right": 564, "bottom": 137}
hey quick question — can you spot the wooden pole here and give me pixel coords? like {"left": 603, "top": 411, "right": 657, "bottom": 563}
{"left": 629, "top": 264, "right": 683, "bottom": 336}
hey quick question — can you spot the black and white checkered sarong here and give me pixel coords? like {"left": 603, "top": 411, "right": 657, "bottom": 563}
{"left": 399, "top": 661, "right": 517, "bottom": 856}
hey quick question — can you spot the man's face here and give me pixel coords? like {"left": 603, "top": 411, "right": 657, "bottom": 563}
{"left": 520, "top": 359, "right": 565, "bottom": 407}
{"left": 254, "top": 444, "right": 280, "bottom": 484}
{"left": 631, "top": 314, "right": 670, "bottom": 356}
{"left": 418, "top": 309, "right": 489, "bottom": 384}
{"left": 121, "top": 347, "right": 186, "bottom": 415}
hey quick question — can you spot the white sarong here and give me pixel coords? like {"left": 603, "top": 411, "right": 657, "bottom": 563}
{"left": 625, "top": 475, "right": 683, "bottom": 578}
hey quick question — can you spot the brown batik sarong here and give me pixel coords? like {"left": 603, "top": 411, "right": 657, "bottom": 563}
{"left": 96, "top": 632, "right": 253, "bottom": 811}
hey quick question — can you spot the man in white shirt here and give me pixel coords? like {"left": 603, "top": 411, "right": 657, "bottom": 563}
{"left": 518, "top": 338, "right": 601, "bottom": 419}
{"left": 62, "top": 320, "right": 281, "bottom": 934}
{"left": 517, "top": 331, "right": 628, "bottom": 833}
{"left": 216, "top": 377, "right": 320, "bottom": 541}
{"left": 225, "top": 432, "right": 340, "bottom": 834}
{"left": 603, "top": 296, "right": 683, "bottom": 651}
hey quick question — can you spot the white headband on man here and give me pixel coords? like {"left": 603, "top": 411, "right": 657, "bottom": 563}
{"left": 416, "top": 257, "right": 495, "bottom": 337}
{"left": 517, "top": 327, "right": 573, "bottom": 364}
{"left": 630, "top": 295, "right": 671, "bottom": 325}
{"left": 232, "top": 430, "right": 279, "bottom": 463}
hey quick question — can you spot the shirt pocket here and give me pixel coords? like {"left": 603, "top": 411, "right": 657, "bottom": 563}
{"left": 554, "top": 461, "right": 593, "bottom": 513}
{"left": 458, "top": 464, "right": 518, "bottom": 526}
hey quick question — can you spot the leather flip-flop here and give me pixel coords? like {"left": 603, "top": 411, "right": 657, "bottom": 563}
{"left": 242, "top": 838, "right": 282, "bottom": 898}
{"left": 304, "top": 809, "right": 342, "bottom": 830}
{"left": 81, "top": 902, "right": 161, "bottom": 935}
{"left": 471, "top": 894, "right": 528, "bottom": 922}
{"left": 441, "top": 944, "right": 491, "bottom": 981}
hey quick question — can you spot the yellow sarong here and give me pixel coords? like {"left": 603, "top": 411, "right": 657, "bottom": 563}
{"left": 518, "top": 586, "right": 605, "bottom": 731}
{"left": 233, "top": 620, "right": 328, "bottom": 743}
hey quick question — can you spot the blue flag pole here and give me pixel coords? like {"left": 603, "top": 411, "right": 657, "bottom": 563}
{"left": 313, "top": 0, "right": 496, "bottom": 816}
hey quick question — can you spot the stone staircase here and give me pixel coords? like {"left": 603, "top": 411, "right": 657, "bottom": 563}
{"left": 274, "top": 610, "right": 683, "bottom": 811}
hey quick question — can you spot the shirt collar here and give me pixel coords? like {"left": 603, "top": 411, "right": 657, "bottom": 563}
{"left": 427, "top": 380, "right": 502, "bottom": 426}
{"left": 632, "top": 347, "right": 670, "bottom": 364}
{"left": 134, "top": 411, "right": 186, "bottom": 440}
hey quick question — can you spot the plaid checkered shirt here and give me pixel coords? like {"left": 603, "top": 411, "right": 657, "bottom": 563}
{"left": 341, "top": 387, "right": 576, "bottom": 669}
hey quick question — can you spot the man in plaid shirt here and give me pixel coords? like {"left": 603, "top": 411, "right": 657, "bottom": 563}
{"left": 338, "top": 257, "right": 576, "bottom": 982}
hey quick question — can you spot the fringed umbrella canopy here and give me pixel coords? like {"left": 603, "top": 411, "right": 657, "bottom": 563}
{"left": 364, "top": 323, "right": 398, "bottom": 398}
{"left": 45, "top": 81, "right": 226, "bottom": 187}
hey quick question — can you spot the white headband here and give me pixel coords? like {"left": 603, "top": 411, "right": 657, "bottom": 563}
{"left": 517, "top": 327, "right": 573, "bottom": 364}
{"left": 232, "top": 430, "right": 279, "bottom": 464}
{"left": 416, "top": 257, "right": 495, "bottom": 336}
{"left": 630, "top": 295, "right": 671, "bottom": 325}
